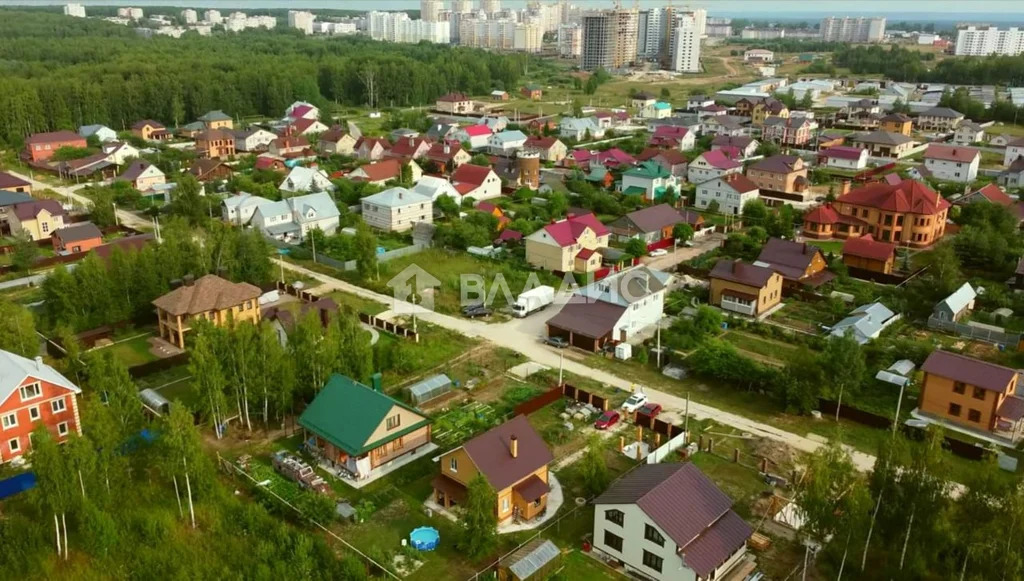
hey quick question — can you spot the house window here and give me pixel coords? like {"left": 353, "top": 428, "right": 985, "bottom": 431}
{"left": 502, "top": 497, "right": 510, "bottom": 513}
{"left": 449, "top": 457, "right": 458, "bottom": 472}
{"left": 57, "top": 422, "right": 69, "bottom": 437}
{"left": 968, "top": 409, "right": 982, "bottom": 423}
{"left": 52, "top": 398, "right": 67, "bottom": 414}
{"left": 953, "top": 382, "right": 966, "bottom": 395}
{"left": 948, "top": 403, "right": 961, "bottom": 417}
{"left": 603, "top": 531, "right": 624, "bottom": 552}
{"left": 386, "top": 414, "right": 401, "bottom": 430}
{"left": 29, "top": 406, "right": 40, "bottom": 421}
{"left": 972, "top": 387, "right": 986, "bottom": 400}
{"left": 20, "top": 383, "right": 42, "bottom": 402}
{"left": 605, "top": 509, "right": 624, "bottom": 527}
{"left": 2, "top": 413, "right": 17, "bottom": 430}
{"left": 9, "top": 438, "right": 20, "bottom": 453}
{"left": 645, "top": 524, "right": 665, "bottom": 546}
{"left": 642, "top": 550, "right": 664, "bottom": 573}
{"left": 42, "top": 222, "right": 49, "bottom": 233}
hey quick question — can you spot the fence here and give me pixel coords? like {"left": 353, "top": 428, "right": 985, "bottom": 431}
{"left": 561, "top": 383, "right": 608, "bottom": 411}
{"left": 513, "top": 385, "right": 564, "bottom": 416}
{"left": 847, "top": 266, "right": 909, "bottom": 285}
{"left": 646, "top": 430, "right": 689, "bottom": 464}
{"left": 358, "top": 312, "right": 419, "bottom": 342}
{"left": 276, "top": 281, "right": 320, "bottom": 303}
{"left": 127, "top": 352, "right": 190, "bottom": 379}
{"left": 927, "top": 315, "right": 1022, "bottom": 347}
{"left": 635, "top": 414, "right": 688, "bottom": 439}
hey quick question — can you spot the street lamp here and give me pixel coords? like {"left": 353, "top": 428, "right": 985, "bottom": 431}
{"left": 113, "top": 202, "right": 119, "bottom": 227}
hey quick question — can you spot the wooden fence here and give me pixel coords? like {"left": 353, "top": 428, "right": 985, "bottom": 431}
{"left": 512, "top": 385, "right": 564, "bottom": 416}
{"left": 276, "top": 280, "right": 319, "bottom": 303}
{"left": 358, "top": 313, "right": 419, "bottom": 342}
{"left": 635, "top": 413, "right": 687, "bottom": 439}
{"left": 561, "top": 383, "right": 608, "bottom": 411}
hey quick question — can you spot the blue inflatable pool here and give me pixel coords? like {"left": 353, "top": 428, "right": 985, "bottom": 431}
{"left": 409, "top": 526, "right": 440, "bottom": 551}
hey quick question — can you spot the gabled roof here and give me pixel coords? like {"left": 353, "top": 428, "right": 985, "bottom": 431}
{"left": 755, "top": 238, "right": 824, "bottom": 280}
{"left": 490, "top": 130, "right": 527, "bottom": 144}
{"left": 842, "top": 234, "right": 895, "bottom": 262}
{"left": 624, "top": 161, "right": 671, "bottom": 179}
{"left": 13, "top": 199, "right": 65, "bottom": 221}
{"left": 389, "top": 136, "right": 431, "bottom": 157}
{"left": 920, "top": 106, "right": 963, "bottom": 119}
{"left": 964, "top": 183, "right": 1013, "bottom": 206}
{"left": 852, "top": 130, "right": 914, "bottom": 146}
{"left": 838, "top": 178, "right": 949, "bottom": 215}
{"left": 355, "top": 136, "right": 391, "bottom": 151}
{"left": 577, "top": 266, "right": 670, "bottom": 307}
{"left": 936, "top": 282, "right": 976, "bottom": 316}
{"left": 593, "top": 463, "right": 750, "bottom": 580}
{"left": 437, "top": 92, "right": 471, "bottom": 103}
{"left": 822, "top": 146, "right": 865, "bottom": 161}
{"left": 0, "top": 349, "right": 81, "bottom": 407}
{"left": 546, "top": 298, "right": 626, "bottom": 339}
{"left": 53, "top": 221, "right": 102, "bottom": 244}
{"left": 709, "top": 259, "right": 776, "bottom": 288}
{"left": 880, "top": 112, "right": 912, "bottom": 123}
{"left": 617, "top": 204, "right": 694, "bottom": 233}
{"left": 352, "top": 159, "right": 402, "bottom": 182}
{"left": 78, "top": 124, "right": 113, "bottom": 138}
{"left": 319, "top": 125, "right": 349, "bottom": 143}
{"left": 188, "top": 159, "right": 231, "bottom": 179}
{"left": 117, "top": 160, "right": 161, "bottom": 182}
{"left": 132, "top": 119, "right": 165, "bottom": 130}
{"left": 459, "top": 125, "right": 492, "bottom": 137}
{"left": 540, "top": 213, "right": 608, "bottom": 247}
{"left": 25, "top": 130, "right": 83, "bottom": 145}
{"left": 716, "top": 173, "right": 759, "bottom": 194}
{"left": 196, "top": 128, "right": 235, "bottom": 141}
{"left": 830, "top": 301, "right": 896, "bottom": 344}
{"left": 290, "top": 118, "right": 324, "bottom": 135}
{"left": 452, "top": 163, "right": 493, "bottom": 187}
{"left": 524, "top": 136, "right": 560, "bottom": 150}
{"left": 363, "top": 187, "right": 431, "bottom": 208}
{"left": 696, "top": 150, "right": 742, "bottom": 170}
{"left": 198, "top": 110, "right": 232, "bottom": 122}
{"left": 151, "top": 274, "right": 261, "bottom": 316}
{"left": 0, "top": 191, "right": 32, "bottom": 207}
{"left": 922, "top": 350, "right": 1016, "bottom": 393}
{"left": 711, "top": 135, "right": 753, "bottom": 149}
{"left": 299, "top": 374, "right": 430, "bottom": 456}
{"left": 750, "top": 155, "right": 803, "bottom": 174}
{"left": 0, "top": 171, "right": 31, "bottom": 191}
{"left": 461, "top": 415, "right": 553, "bottom": 491}
{"left": 925, "top": 144, "right": 979, "bottom": 163}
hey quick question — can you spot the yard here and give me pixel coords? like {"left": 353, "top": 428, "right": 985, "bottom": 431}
{"left": 804, "top": 239, "right": 844, "bottom": 256}
{"left": 722, "top": 331, "right": 800, "bottom": 367}
{"left": 91, "top": 327, "right": 160, "bottom": 368}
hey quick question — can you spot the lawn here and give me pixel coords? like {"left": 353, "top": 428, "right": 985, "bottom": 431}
{"left": 986, "top": 123, "right": 1024, "bottom": 137}
{"left": 553, "top": 551, "right": 626, "bottom": 580}
{"left": 94, "top": 331, "right": 159, "bottom": 368}
{"left": 323, "top": 290, "right": 388, "bottom": 316}
{"left": 722, "top": 331, "right": 800, "bottom": 366}
{"left": 377, "top": 323, "right": 481, "bottom": 394}
{"left": 804, "top": 239, "right": 844, "bottom": 255}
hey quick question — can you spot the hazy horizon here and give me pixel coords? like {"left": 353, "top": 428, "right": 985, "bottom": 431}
{"left": 1, "top": 0, "right": 1023, "bottom": 23}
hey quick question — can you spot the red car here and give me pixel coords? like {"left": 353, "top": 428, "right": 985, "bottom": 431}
{"left": 594, "top": 410, "right": 621, "bottom": 430}
{"left": 638, "top": 403, "right": 663, "bottom": 418}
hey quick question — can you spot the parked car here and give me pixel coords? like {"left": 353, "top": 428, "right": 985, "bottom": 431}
{"left": 649, "top": 249, "right": 668, "bottom": 257}
{"left": 638, "top": 402, "right": 663, "bottom": 418}
{"left": 462, "top": 304, "right": 492, "bottom": 318}
{"left": 544, "top": 336, "right": 569, "bottom": 349}
{"left": 594, "top": 410, "right": 621, "bottom": 430}
{"left": 461, "top": 303, "right": 487, "bottom": 315}
{"left": 621, "top": 392, "right": 649, "bottom": 413}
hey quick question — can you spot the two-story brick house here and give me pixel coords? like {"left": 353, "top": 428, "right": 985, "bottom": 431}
{"left": 1, "top": 349, "right": 83, "bottom": 463}
{"left": 23, "top": 131, "right": 88, "bottom": 162}
{"left": 920, "top": 350, "right": 1024, "bottom": 436}
{"left": 195, "top": 129, "right": 236, "bottom": 159}
{"left": 746, "top": 155, "right": 809, "bottom": 195}
{"left": 152, "top": 274, "right": 262, "bottom": 348}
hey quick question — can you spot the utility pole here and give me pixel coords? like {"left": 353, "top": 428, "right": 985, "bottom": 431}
{"left": 558, "top": 350, "right": 564, "bottom": 385}
{"left": 893, "top": 380, "right": 907, "bottom": 438}
{"left": 656, "top": 325, "right": 661, "bottom": 368}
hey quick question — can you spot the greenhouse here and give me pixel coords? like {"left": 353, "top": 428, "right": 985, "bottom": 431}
{"left": 408, "top": 374, "right": 453, "bottom": 405}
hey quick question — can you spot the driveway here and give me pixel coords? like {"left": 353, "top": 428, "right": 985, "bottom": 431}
{"left": 640, "top": 233, "right": 723, "bottom": 271}
{"left": 275, "top": 258, "right": 880, "bottom": 473}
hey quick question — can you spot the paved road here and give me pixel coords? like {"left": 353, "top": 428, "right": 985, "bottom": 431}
{"left": 275, "top": 258, "right": 879, "bottom": 472}
{"left": 640, "top": 233, "right": 722, "bottom": 271}
{"left": 5, "top": 169, "right": 152, "bottom": 230}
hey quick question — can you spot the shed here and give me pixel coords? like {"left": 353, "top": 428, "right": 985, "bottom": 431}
{"left": 408, "top": 374, "right": 453, "bottom": 405}
{"left": 499, "top": 539, "right": 561, "bottom": 581}
{"left": 140, "top": 388, "right": 171, "bottom": 415}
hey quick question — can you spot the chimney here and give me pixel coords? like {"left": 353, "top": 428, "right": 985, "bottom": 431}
{"left": 398, "top": 190, "right": 404, "bottom": 200}
{"left": 183, "top": 274, "right": 195, "bottom": 286}
{"left": 35, "top": 356, "right": 43, "bottom": 370}
{"left": 840, "top": 180, "right": 852, "bottom": 196}
{"left": 443, "top": 143, "right": 450, "bottom": 155}
{"left": 408, "top": 137, "right": 414, "bottom": 147}
{"left": 510, "top": 435, "right": 518, "bottom": 458}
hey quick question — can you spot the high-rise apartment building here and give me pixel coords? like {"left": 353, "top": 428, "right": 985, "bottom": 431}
{"left": 481, "top": 0, "right": 501, "bottom": 16}
{"left": 288, "top": 11, "right": 315, "bottom": 35}
{"left": 637, "top": 8, "right": 663, "bottom": 61}
{"left": 204, "top": 10, "right": 222, "bottom": 24}
{"left": 64, "top": 3, "right": 86, "bottom": 18}
{"left": 558, "top": 23, "right": 582, "bottom": 58}
{"left": 181, "top": 9, "right": 197, "bottom": 24}
{"left": 669, "top": 13, "right": 702, "bottom": 73}
{"left": 580, "top": 9, "right": 637, "bottom": 71}
{"left": 955, "top": 27, "right": 1024, "bottom": 56}
{"left": 820, "top": 17, "right": 886, "bottom": 43}
{"left": 527, "top": 1, "right": 564, "bottom": 34}
{"left": 368, "top": 11, "right": 451, "bottom": 44}
{"left": 706, "top": 17, "right": 732, "bottom": 38}
{"left": 451, "top": 0, "right": 474, "bottom": 14}
{"left": 421, "top": 0, "right": 443, "bottom": 22}
{"left": 459, "top": 18, "right": 543, "bottom": 52}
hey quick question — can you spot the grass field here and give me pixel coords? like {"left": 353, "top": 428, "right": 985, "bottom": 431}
{"left": 988, "top": 123, "right": 1024, "bottom": 137}
{"left": 722, "top": 331, "right": 800, "bottom": 366}
{"left": 95, "top": 332, "right": 159, "bottom": 368}
{"left": 804, "top": 239, "right": 844, "bottom": 255}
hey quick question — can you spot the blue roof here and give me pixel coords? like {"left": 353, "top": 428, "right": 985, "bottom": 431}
{"left": 654, "top": 102, "right": 672, "bottom": 110}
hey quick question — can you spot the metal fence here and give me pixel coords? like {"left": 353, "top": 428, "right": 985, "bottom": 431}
{"left": 513, "top": 385, "right": 563, "bottom": 416}
{"left": 561, "top": 383, "right": 608, "bottom": 411}
{"left": 927, "top": 315, "right": 1021, "bottom": 347}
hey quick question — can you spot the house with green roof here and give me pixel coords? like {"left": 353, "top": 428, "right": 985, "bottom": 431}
{"left": 299, "top": 374, "right": 433, "bottom": 481}
{"left": 621, "top": 162, "right": 680, "bottom": 202}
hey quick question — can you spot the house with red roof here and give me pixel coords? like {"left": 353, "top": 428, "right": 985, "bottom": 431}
{"left": 269, "top": 133, "right": 313, "bottom": 159}
{"left": 453, "top": 124, "right": 492, "bottom": 149}
{"left": 523, "top": 136, "right": 567, "bottom": 162}
{"left": 695, "top": 174, "right": 760, "bottom": 216}
{"left": 648, "top": 126, "right": 695, "bottom": 151}
{"left": 525, "top": 212, "right": 609, "bottom": 273}
{"left": 687, "top": 149, "right": 743, "bottom": 185}
{"left": 254, "top": 156, "right": 287, "bottom": 172}
{"left": 348, "top": 159, "right": 422, "bottom": 186}
{"left": 23, "top": 131, "right": 87, "bottom": 162}
{"left": 285, "top": 102, "right": 319, "bottom": 122}
{"left": 451, "top": 163, "right": 501, "bottom": 201}
{"left": 319, "top": 126, "right": 357, "bottom": 156}
{"left": 0, "top": 349, "right": 83, "bottom": 464}
{"left": 288, "top": 118, "right": 329, "bottom": 137}
{"left": 386, "top": 136, "right": 433, "bottom": 161}
{"left": 355, "top": 137, "right": 391, "bottom": 162}
{"left": 635, "top": 149, "right": 688, "bottom": 178}
{"left": 802, "top": 178, "right": 949, "bottom": 248}
{"left": 435, "top": 92, "right": 473, "bottom": 115}
{"left": 424, "top": 142, "right": 471, "bottom": 172}
{"left": 820, "top": 146, "right": 869, "bottom": 170}
{"left": 922, "top": 144, "right": 979, "bottom": 183}
{"left": 842, "top": 234, "right": 896, "bottom": 275}
{"left": 131, "top": 120, "right": 169, "bottom": 142}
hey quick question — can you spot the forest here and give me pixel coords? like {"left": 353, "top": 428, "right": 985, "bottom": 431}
{"left": 832, "top": 45, "right": 1024, "bottom": 85}
{"left": 0, "top": 10, "right": 532, "bottom": 146}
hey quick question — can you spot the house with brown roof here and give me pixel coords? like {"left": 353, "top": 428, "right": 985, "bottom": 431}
{"left": 635, "top": 149, "right": 688, "bottom": 178}
{"left": 922, "top": 144, "right": 980, "bottom": 183}
{"left": 452, "top": 163, "right": 502, "bottom": 201}
{"left": 751, "top": 97, "right": 789, "bottom": 127}
{"left": 842, "top": 234, "right": 896, "bottom": 275}
{"left": 152, "top": 274, "right": 262, "bottom": 348}
{"left": 709, "top": 259, "right": 783, "bottom": 317}
{"left": 319, "top": 126, "right": 357, "bottom": 156}
{"left": 607, "top": 204, "right": 703, "bottom": 243}
{"left": 424, "top": 142, "right": 471, "bottom": 172}
{"left": 755, "top": 238, "right": 831, "bottom": 288}
{"left": 433, "top": 415, "right": 554, "bottom": 523}
{"left": 802, "top": 178, "right": 949, "bottom": 247}
{"left": 850, "top": 130, "right": 916, "bottom": 159}
{"left": 195, "top": 129, "right": 236, "bottom": 159}
{"left": 523, "top": 137, "right": 567, "bottom": 162}
{"left": 269, "top": 133, "right": 312, "bottom": 159}
{"left": 9, "top": 199, "right": 66, "bottom": 241}
{"left": 386, "top": 136, "right": 433, "bottom": 161}
{"left": 187, "top": 159, "right": 234, "bottom": 182}
{"left": 51, "top": 221, "right": 103, "bottom": 254}
{"left": 131, "top": 120, "right": 169, "bottom": 141}
{"left": 747, "top": 155, "right": 808, "bottom": 195}
{"left": 23, "top": 131, "right": 87, "bottom": 163}
{"left": 592, "top": 463, "right": 752, "bottom": 581}
{"left": 355, "top": 137, "right": 391, "bottom": 162}
{"left": 711, "top": 135, "right": 758, "bottom": 159}
{"left": 879, "top": 113, "right": 912, "bottom": 136}
{"left": 288, "top": 118, "right": 329, "bottom": 137}
{"left": 761, "top": 116, "right": 815, "bottom": 148}
{"left": 695, "top": 173, "right": 759, "bottom": 216}
{"left": 348, "top": 159, "right": 422, "bottom": 186}
{"left": 116, "top": 160, "right": 166, "bottom": 191}
{"left": 915, "top": 107, "right": 964, "bottom": 132}
{"left": 525, "top": 212, "right": 609, "bottom": 273}
{"left": 919, "top": 350, "right": 1024, "bottom": 438}
{"left": 435, "top": 92, "right": 473, "bottom": 115}
{"left": 0, "top": 171, "right": 32, "bottom": 195}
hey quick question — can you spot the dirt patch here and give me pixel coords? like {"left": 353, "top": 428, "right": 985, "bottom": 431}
{"left": 751, "top": 437, "right": 796, "bottom": 472}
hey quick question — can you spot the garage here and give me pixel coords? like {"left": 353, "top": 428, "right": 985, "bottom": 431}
{"left": 545, "top": 300, "right": 626, "bottom": 352}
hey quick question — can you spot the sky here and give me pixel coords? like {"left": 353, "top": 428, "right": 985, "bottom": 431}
{"left": 1, "top": 0, "right": 1022, "bottom": 23}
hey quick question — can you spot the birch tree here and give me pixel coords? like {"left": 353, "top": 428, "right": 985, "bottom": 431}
{"left": 30, "top": 427, "right": 73, "bottom": 559}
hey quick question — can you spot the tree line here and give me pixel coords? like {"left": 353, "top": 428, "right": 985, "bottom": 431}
{"left": 0, "top": 10, "right": 531, "bottom": 146}
{"left": 833, "top": 44, "right": 1024, "bottom": 86}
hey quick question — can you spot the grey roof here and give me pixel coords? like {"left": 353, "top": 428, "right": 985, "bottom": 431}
{"left": 281, "top": 166, "right": 334, "bottom": 193}
{"left": 935, "top": 282, "right": 976, "bottom": 316}
{"left": 921, "top": 107, "right": 963, "bottom": 118}
{"left": 78, "top": 124, "right": 112, "bottom": 138}
{"left": 875, "top": 370, "right": 911, "bottom": 387}
{"left": 491, "top": 130, "right": 527, "bottom": 144}
{"left": 198, "top": 110, "right": 232, "bottom": 122}
{"left": 139, "top": 388, "right": 171, "bottom": 412}
{"left": 1, "top": 350, "right": 81, "bottom": 406}
{"left": 53, "top": 221, "right": 103, "bottom": 244}
{"left": 363, "top": 187, "right": 431, "bottom": 208}
{"left": 289, "top": 192, "right": 340, "bottom": 225}
{"left": 577, "top": 266, "right": 670, "bottom": 307}
{"left": 181, "top": 121, "right": 206, "bottom": 131}
{"left": 408, "top": 374, "right": 452, "bottom": 403}
{"left": 560, "top": 117, "right": 599, "bottom": 132}
{"left": 852, "top": 130, "right": 914, "bottom": 146}
{"left": 888, "top": 359, "right": 916, "bottom": 376}
{"left": 223, "top": 193, "right": 272, "bottom": 212}
{"left": 830, "top": 302, "right": 896, "bottom": 344}
{"left": 506, "top": 539, "right": 559, "bottom": 580}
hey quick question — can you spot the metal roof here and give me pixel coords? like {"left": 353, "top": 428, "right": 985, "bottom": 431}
{"left": 408, "top": 374, "right": 452, "bottom": 404}
{"left": 507, "top": 539, "right": 559, "bottom": 580}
